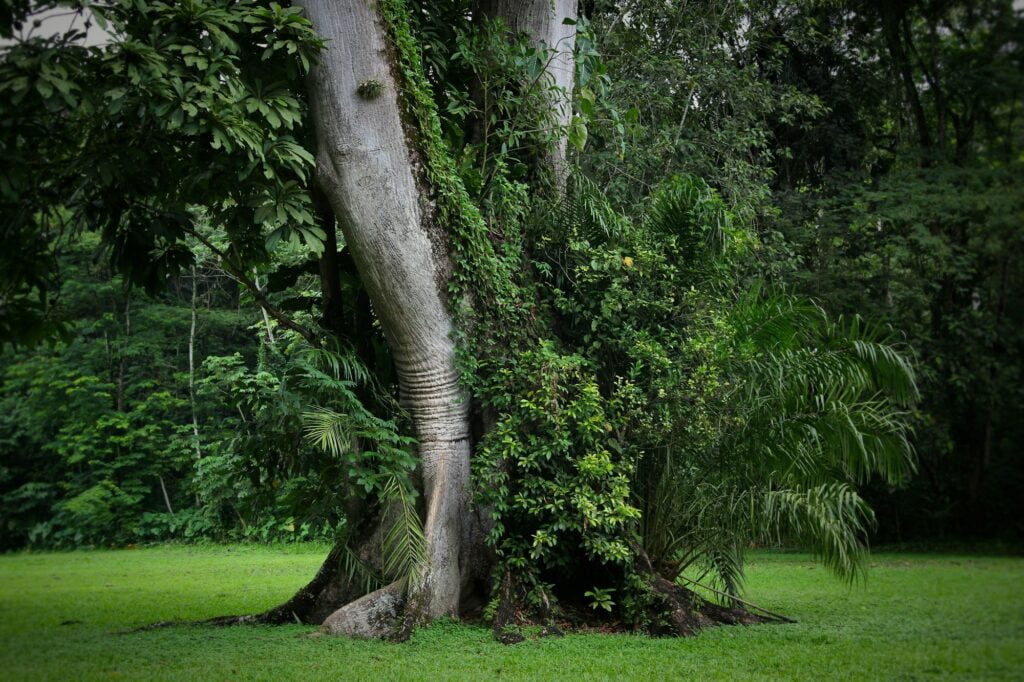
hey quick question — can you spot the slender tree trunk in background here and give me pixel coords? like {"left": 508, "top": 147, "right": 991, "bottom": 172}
{"left": 116, "top": 292, "right": 131, "bottom": 412}
{"left": 314, "top": 188, "right": 347, "bottom": 342}
{"left": 188, "top": 265, "right": 202, "bottom": 463}
{"left": 158, "top": 475, "right": 175, "bottom": 515}
{"left": 254, "top": 271, "right": 276, "bottom": 346}
{"left": 479, "top": 0, "right": 578, "bottom": 189}
{"left": 298, "top": 0, "right": 472, "bottom": 633}
{"left": 880, "top": 4, "right": 933, "bottom": 155}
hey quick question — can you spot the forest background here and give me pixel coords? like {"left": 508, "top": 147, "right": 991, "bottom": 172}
{"left": 0, "top": 0, "right": 1021, "bottom": 561}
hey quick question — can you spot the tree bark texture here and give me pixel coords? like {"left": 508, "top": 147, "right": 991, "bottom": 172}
{"left": 298, "top": 0, "right": 472, "bottom": 627}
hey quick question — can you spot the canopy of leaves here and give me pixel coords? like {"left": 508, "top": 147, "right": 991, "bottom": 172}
{"left": 0, "top": 0, "right": 324, "bottom": 346}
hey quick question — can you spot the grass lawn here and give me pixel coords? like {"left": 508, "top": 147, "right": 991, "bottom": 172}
{"left": 0, "top": 544, "right": 1021, "bottom": 680}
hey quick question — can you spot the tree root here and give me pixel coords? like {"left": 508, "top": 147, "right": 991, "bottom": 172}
{"left": 320, "top": 581, "right": 406, "bottom": 638}
{"left": 134, "top": 537, "right": 785, "bottom": 643}
{"left": 643, "top": 571, "right": 768, "bottom": 636}
{"left": 491, "top": 570, "right": 526, "bottom": 644}
{"left": 633, "top": 545, "right": 782, "bottom": 637}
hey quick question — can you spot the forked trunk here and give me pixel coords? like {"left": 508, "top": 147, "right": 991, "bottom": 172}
{"left": 218, "top": 0, "right": 770, "bottom": 643}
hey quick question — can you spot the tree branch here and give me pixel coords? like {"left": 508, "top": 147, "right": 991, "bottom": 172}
{"left": 182, "top": 226, "right": 320, "bottom": 346}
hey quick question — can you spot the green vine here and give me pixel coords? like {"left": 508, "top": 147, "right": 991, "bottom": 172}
{"left": 377, "top": 0, "right": 639, "bottom": 600}
{"left": 373, "top": 1, "right": 911, "bottom": 630}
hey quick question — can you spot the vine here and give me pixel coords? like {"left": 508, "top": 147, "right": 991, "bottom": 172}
{"left": 377, "top": 0, "right": 640, "bottom": 609}
{"left": 374, "top": 1, "right": 915, "bottom": 636}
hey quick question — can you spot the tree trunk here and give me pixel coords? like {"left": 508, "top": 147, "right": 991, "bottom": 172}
{"left": 188, "top": 265, "right": 202, "bottom": 466}
{"left": 200, "top": 0, "right": 774, "bottom": 643}
{"left": 880, "top": 3, "right": 933, "bottom": 155}
{"left": 254, "top": 271, "right": 276, "bottom": 346}
{"left": 313, "top": 187, "right": 347, "bottom": 342}
{"left": 478, "top": 0, "right": 578, "bottom": 188}
{"left": 298, "top": 0, "right": 472, "bottom": 630}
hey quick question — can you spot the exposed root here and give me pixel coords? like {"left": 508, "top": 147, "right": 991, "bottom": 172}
{"left": 118, "top": 619, "right": 189, "bottom": 634}
{"left": 643, "top": 571, "right": 768, "bottom": 636}
{"left": 633, "top": 544, "right": 781, "bottom": 637}
{"left": 131, "top": 535, "right": 785, "bottom": 643}
{"left": 320, "top": 581, "right": 405, "bottom": 638}
{"left": 491, "top": 569, "right": 525, "bottom": 644}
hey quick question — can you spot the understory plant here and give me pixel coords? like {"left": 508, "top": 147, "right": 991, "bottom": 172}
{"left": 468, "top": 170, "right": 916, "bottom": 626}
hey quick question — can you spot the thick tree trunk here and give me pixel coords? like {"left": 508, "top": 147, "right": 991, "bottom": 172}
{"left": 202, "top": 1, "right": 783, "bottom": 643}
{"left": 478, "top": 0, "right": 578, "bottom": 188}
{"left": 298, "top": 0, "right": 472, "bottom": 630}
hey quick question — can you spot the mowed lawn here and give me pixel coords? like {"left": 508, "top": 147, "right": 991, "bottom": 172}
{"left": 0, "top": 544, "right": 1021, "bottom": 680}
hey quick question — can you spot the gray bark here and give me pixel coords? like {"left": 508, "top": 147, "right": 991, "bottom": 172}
{"left": 254, "top": 271, "right": 276, "bottom": 346}
{"left": 298, "top": 0, "right": 472, "bottom": 627}
{"left": 158, "top": 475, "right": 174, "bottom": 515}
{"left": 479, "top": 0, "right": 578, "bottom": 187}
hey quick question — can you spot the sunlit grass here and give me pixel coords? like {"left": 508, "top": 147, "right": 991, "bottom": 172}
{"left": 0, "top": 544, "right": 1021, "bottom": 680}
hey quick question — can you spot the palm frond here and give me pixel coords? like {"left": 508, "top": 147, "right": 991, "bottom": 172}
{"left": 379, "top": 475, "right": 428, "bottom": 587}
{"left": 636, "top": 285, "right": 916, "bottom": 597}
{"left": 303, "top": 406, "right": 354, "bottom": 457}
{"left": 645, "top": 174, "right": 732, "bottom": 256}
{"left": 298, "top": 344, "right": 373, "bottom": 386}
{"left": 729, "top": 288, "right": 917, "bottom": 485}
{"left": 563, "top": 172, "right": 630, "bottom": 241}
{"left": 760, "top": 483, "right": 875, "bottom": 583}
{"left": 338, "top": 544, "right": 383, "bottom": 596}
{"left": 728, "top": 283, "right": 825, "bottom": 351}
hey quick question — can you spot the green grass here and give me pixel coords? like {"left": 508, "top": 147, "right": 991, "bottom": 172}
{"left": 1, "top": 545, "right": 1022, "bottom": 680}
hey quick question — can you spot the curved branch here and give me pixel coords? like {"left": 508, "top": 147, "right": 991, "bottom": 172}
{"left": 182, "top": 225, "right": 320, "bottom": 346}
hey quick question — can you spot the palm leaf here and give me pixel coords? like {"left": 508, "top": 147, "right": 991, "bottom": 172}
{"left": 379, "top": 475, "right": 428, "bottom": 588}
{"left": 337, "top": 545, "right": 383, "bottom": 596}
{"left": 760, "top": 483, "right": 874, "bottom": 583}
{"left": 302, "top": 406, "right": 354, "bottom": 457}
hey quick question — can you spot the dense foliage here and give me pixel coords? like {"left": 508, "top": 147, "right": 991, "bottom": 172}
{"left": 0, "top": 0, "right": 1019, "bottom": 630}
{"left": 583, "top": 0, "right": 1023, "bottom": 540}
